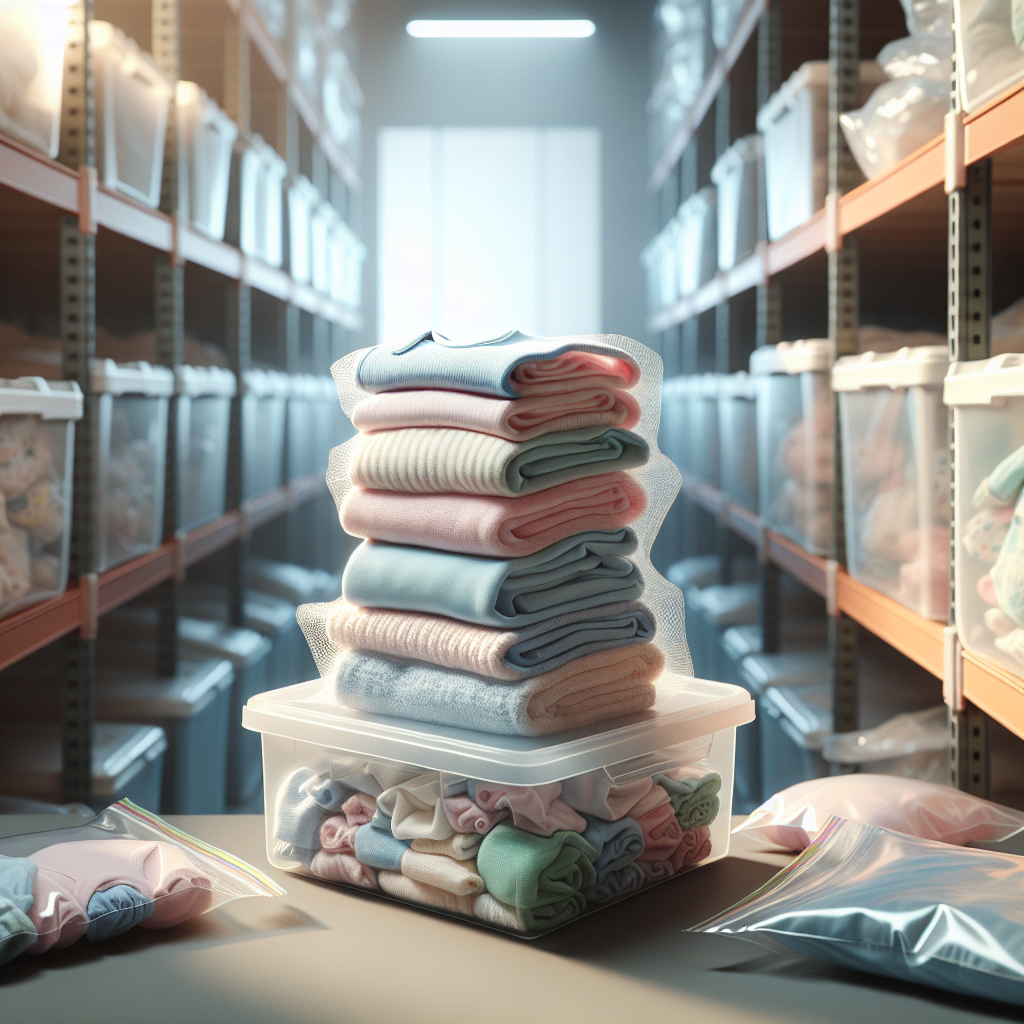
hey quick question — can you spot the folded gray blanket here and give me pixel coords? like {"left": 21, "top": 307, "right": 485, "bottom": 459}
{"left": 342, "top": 529, "right": 643, "bottom": 627}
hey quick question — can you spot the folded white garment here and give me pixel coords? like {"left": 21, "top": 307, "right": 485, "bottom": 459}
{"left": 400, "top": 850, "right": 484, "bottom": 896}
{"left": 377, "top": 774, "right": 455, "bottom": 841}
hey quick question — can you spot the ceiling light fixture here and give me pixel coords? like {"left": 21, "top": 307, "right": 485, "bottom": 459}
{"left": 406, "top": 19, "right": 596, "bottom": 38}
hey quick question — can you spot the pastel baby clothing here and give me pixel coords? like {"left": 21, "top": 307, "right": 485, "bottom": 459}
{"left": 976, "top": 444, "right": 1024, "bottom": 629}
{"left": 351, "top": 388, "right": 641, "bottom": 442}
{"left": 632, "top": 802, "right": 688, "bottom": 871}
{"left": 273, "top": 767, "right": 326, "bottom": 865}
{"left": 627, "top": 783, "right": 672, "bottom": 820}
{"left": 354, "top": 330, "right": 640, "bottom": 399}
{"left": 443, "top": 795, "right": 510, "bottom": 835}
{"left": 333, "top": 644, "right": 664, "bottom": 737}
{"left": 310, "top": 852, "right": 378, "bottom": 889}
{"left": 962, "top": 506, "right": 1013, "bottom": 564}
{"left": 0, "top": 854, "right": 36, "bottom": 914}
{"left": 349, "top": 425, "right": 649, "bottom": 498}
{"left": 473, "top": 892, "right": 527, "bottom": 932}
{"left": 399, "top": 851, "right": 484, "bottom": 896}
{"left": 326, "top": 601, "right": 656, "bottom": 681}
{"left": 579, "top": 814, "right": 645, "bottom": 879}
{"left": 0, "top": 897, "right": 35, "bottom": 965}
{"left": 410, "top": 834, "right": 483, "bottom": 861}
{"left": 319, "top": 816, "right": 358, "bottom": 854}
{"left": 559, "top": 771, "right": 655, "bottom": 822}
{"left": 376, "top": 775, "right": 455, "bottom": 841}
{"left": 341, "top": 530, "right": 644, "bottom": 628}
{"left": 466, "top": 780, "right": 586, "bottom": 837}
{"left": 583, "top": 863, "right": 646, "bottom": 904}
{"left": 304, "top": 775, "right": 354, "bottom": 812}
{"left": 353, "top": 825, "right": 410, "bottom": 871}
{"left": 340, "top": 472, "right": 648, "bottom": 558}
{"left": 680, "top": 826, "right": 713, "bottom": 866}
{"left": 86, "top": 885, "right": 155, "bottom": 942}
{"left": 340, "top": 793, "right": 377, "bottom": 827}
{"left": 655, "top": 767, "right": 723, "bottom": 829}
{"left": 377, "top": 870, "right": 479, "bottom": 917}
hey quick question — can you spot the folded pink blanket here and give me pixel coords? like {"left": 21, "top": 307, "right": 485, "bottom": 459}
{"left": 469, "top": 782, "right": 586, "bottom": 837}
{"left": 410, "top": 834, "right": 483, "bottom": 861}
{"left": 511, "top": 352, "right": 637, "bottom": 396}
{"left": 341, "top": 472, "right": 648, "bottom": 557}
{"left": 377, "top": 870, "right": 479, "bottom": 916}
{"left": 319, "top": 815, "right": 358, "bottom": 854}
{"left": 341, "top": 793, "right": 377, "bottom": 827}
{"left": 443, "top": 795, "right": 510, "bottom": 835}
{"left": 310, "top": 851, "right": 378, "bottom": 889}
{"left": 351, "top": 388, "right": 641, "bottom": 441}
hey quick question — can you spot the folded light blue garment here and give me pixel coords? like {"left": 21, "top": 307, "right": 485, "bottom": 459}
{"left": 86, "top": 885, "right": 155, "bottom": 942}
{"left": 355, "top": 330, "right": 639, "bottom": 399}
{"left": 0, "top": 899, "right": 35, "bottom": 966}
{"left": 343, "top": 530, "right": 643, "bottom": 627}
{"left": 0, "top": 854, "right": 37, "bottom": 915}
{"left": 273, "top": 767, "right": 326, "bottom": 866}
{"left": 369, "top": 808, "right": 392, "bottom": 833}
{"left": 353, "top": 824, "right": 410, "bottom": 870}
{"left": 582, "top": 862, "right": 646, "bottom": 904}
{"left": 580, "top": 813, "right": 645, "bottom": 877}
{"left": 305, "top": 775, "right": 355, "bottom": 812}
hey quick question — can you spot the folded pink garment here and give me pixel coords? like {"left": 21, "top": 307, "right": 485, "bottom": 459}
{"left": 341, "top": 472, "right": 648, "bottom": 557}
{"left": 559, "top": 773, "right": 654, "bottom": 822}
{"left": 411, "top": 834, "right": 483, "bottom": 861}
{"left": 680, "top": 826, "right": 712, "bottom": 866}
{"left": 351, "top": 388, "right": 641, "bottom": 442}
{"left": 377, "top": 870, "right": 479, "bottom": 916}
{"left": 319, "top": 815, "right": 358, "bottom": 854}
{"left": 341, "top": 793, "right": 377, "bottom": 827}
{"left": 510, "top": 352, "right": 637, "bottom": 396}
{"left": 637, "top": 859, "right": 674, "bottom": 884}
{"left": 632, "top": 802, "right": 687, "bottom": 868}
{"left": 310, "top": 851, "right": 378, "bottom": 889}
{"left": 443, "top": 795, "right": 510, "bottom": 835}
{"left": 627, "top": 783, "right": 671, "bottom": 820}
{"left": 470, "top": 783, "right": 586, "bottom": 837}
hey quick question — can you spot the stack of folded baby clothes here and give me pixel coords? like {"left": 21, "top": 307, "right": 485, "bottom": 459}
{"left": 324, "top": 330, "right": 666, "bottom": 738}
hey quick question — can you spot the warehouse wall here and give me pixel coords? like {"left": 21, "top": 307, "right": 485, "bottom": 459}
{"left": 350, "top": 0, "right": 655, "bottom": 346}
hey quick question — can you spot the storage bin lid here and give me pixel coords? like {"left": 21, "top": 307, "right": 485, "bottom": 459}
{"left": 749, "top": 339, "right": 834, "bottom": 375}
{"left": 90, "top": 360, "right": 175, "bottom": 397}
{"left": 243, "top": 676, "right": 755, "bottom": 786}
{"left": 0, "top": 722, "right": 167, "bottom": 797}
{"left": 756, "top": 60, "right": 887, "bottom": 131}
{"left": 662, "top": 375, "right": 699, "bottom": 400}
{"left": 943, "top": 353, "right": 1024, "bottom": 406}
{"left": 90, "top": 21, "right": 174, "bottom": 98}
{"left": 710, "top": 132, "right": 763, "bottom": 183}
{"left": 832, "top": 345, "right": 949, "bottom": 391}
{"left": 698, "top": 582, "right": 760, "bottom": 627}
{"left": 250, "top": 558, "right": 340, "bottom": 604}
{"left": 242, "top": 368, "right": 291, "bottom": 397}
{"left": 722, "top": 624, "right": 763, "bottom": 662}
{"left": 179, "top": 617, "right": 272, "bottom": 666}
{"left": 0, "top": 377, "right": 83, "bottom": 419}
{"left": 95, "top": 656, "right": 235, "bottom": 719}
{"left": 254, "top": 135, "right": 288, "bottom": 177}
{"left": 696, "top": 373, "right": 724, "bottom": 399}
{"left": 666, "top": 554, "right": 719, "bottom": 591}
{"left": 175, "top": 81, "right": 238, "bottom": 142}
{"left": 718, "top": 371, "right": 756, "bottom": 400}
{"left": 286, "top": 373, "right": 321, "bottom": 400}
{"left": 175, "top": 364, "right": 237, "bottom": 398}
{"left": 739, "top": 651, "right": 828, "bottom": 696}
{"left": 677, "top": 184, "right": 717, "bottom": 219}
{"left": 763, "top": 683, "right": 832, "bottom": 750}
{"left": 184, "top": 584, "right": 299, "bottom": 634}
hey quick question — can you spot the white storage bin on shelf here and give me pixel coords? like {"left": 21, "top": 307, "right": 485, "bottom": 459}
{"left": 0, "top": 0, "right": 68, "bottom": 157}
{"left": 718, "top": 371, "right": 758, "bottom": 512}
{"left": 240, "top": 368, "right": 289, "bottom": 501}
{"left": 660, "top": 375, "right": 694, "bottom": 478}
{"left": 757, "top": 61, "right": 887, "bottom": 241}
{"left": 287, "top": 175, "right": 317, "bottom": 285}
{"left": 91, "top": 360, "right": 173, "bottom": 572}
{"left": 711, "top": 134, "right": 765, "bottom": 271}
{"left": 0, "top": 377, "right": 82, "bottom": 619}
{"left": 0, "top": 722, "right": 166, "bottom": 811}
{"left": 954, "top": 0, "right": 1024, "bottom": 114}
{"left": 678, "top": 186, "right": 718, "bottom": 297}
{"left": 641, "top": 222, "right": 680, "bottom": 315}
{"left": 751, "top": 340, "right": 835, "bottom": 556}
{"left": 833, "top": 346, "right": 951, "bottom": 620}
{"left": 286, "top": 374, "right": 320, "bottom": 482}
{"left": 332, "top": 219, "right": 366, "bottom": 310}
{"left": 689, "top": 373, "right": 722, "bottom": 487}
{"left": 240, "top": 135, "right": 287, "bottom": 267}
{"left": 174, "top": 365, "right": 235, "bottom": 533}
{"left": 91, "top": 21, "right": 173, "bottom": 209}
{"left": 945, "top": 354, "right": 1024, "bottom": 676}
{"left": 311, "top": 201, "right": 337, "bottom": 295}
{"left": 175, "top": 82, "right": 238, "bottom": 241}
{"left": 243, "top": 676, "right": 753, "bottom": 936}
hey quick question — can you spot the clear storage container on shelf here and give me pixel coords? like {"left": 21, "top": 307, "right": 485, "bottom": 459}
{"left": 751, "top": 340, "right": 835, "bottom": 556}
{"left": 0, "top": 377, "right": 82, "bottom": 619}
{"left": 91, "top": 21, "right": 173, "bottom": 209}
{"left": 311, "top": 201, "right": 337, "bottom": 295}
{"left": 660, "top": 375, "right": 694, "bottom": 478}
{"left": 339, "top": 222, "right": 366, "bottom": 310}
{"left": 757, "top": 61, "right": 887, "bottom": 241}
{"left": 174, "top": 364, "right": 235, "bottom": 533}
{"left": 287, "top": 174, "right": 317, "bottom": 285}
{"left": 689, "top": 373, "right": 722, "bottom": 487}
{"left": 717, "top": 371, "right": 758, "bottom": 511}
{"left": 243, "top": 675, "right": 753, "bottom": 936}
{"left": 711, "top": 0, "right": 747, "bottom": 49}
{"left": 954, "top": 0, "right": 1024, "bottom": 114}
{"left": 241, "top": 369, "right": 289, "bottom": 501}
{"left": 833, "top": 346, "right": 951, "bottom": 620}
{"left": 0, "top": 0, "right": 69, "bottom": 157}
{"left": 91, "top": 359, "right": 173, "bottom": 572}
{"left": 677, "top": 186, "right": 718, "bottom": 297}
{"left": 321, "top": 47, "right": 363, "bottom": 161}
{"left": 0, "top": 722, "right": 166, "bottom": 811}
{"left": 240, "top": 135, "right": 287, "bottom": 267}
{"left": 250, "top": 0, "right": 287, "bottom": 42}
{"left": 291, "top": 0, "right": 322, "bottom": 105}
{"left": 313, "top": 375, "right": 343, "bottom": 473}
{"left": 944, "top": 354, "right": 1024, "bottom": 677}
{"left": 641, "top": 224, "right": 679, "bottom": 315}
{"left": 711, "top": 134, "right": 765, "bottom": 271}
{"left": 286, "top": 373, "right": 320, "bottom": 482}
{"left": 175, "top": 82, "right": 238, "bottom": 241}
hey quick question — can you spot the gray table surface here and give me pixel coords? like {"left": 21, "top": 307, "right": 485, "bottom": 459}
{"left": 0, "top": 813, "right": 1016, "bottom": 1024}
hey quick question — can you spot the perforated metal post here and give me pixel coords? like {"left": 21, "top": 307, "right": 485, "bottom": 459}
{"left": 226, "top": 284, "right": 252, "bottom": 629}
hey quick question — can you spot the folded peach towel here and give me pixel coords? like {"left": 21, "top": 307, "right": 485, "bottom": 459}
{"left": 400, "top": 850, "right": 484, "bottom": 896}
{"left": 351, "top": 388, "right": 641, "bottom": 441}
{"left": 310, "top": 851, "right": 378, "bottom": 889}
{"left": 377, "top": 870, "right": 479, "bottom": 917}
{"left": 410, "top": 834, "right": 483, "bottom": 861}
{"left": 341, "top": 472, "right": 647, "bottom": 558}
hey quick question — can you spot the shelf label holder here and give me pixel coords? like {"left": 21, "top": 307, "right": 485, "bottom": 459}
{"left": 943, "top": 625, "right": 965, "bottom": 712}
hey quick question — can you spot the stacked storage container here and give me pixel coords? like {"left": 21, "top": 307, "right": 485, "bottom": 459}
{"left": 677, "top": 187, "right": 718, "bottom": 297}
{"left": 711, "top": 134, "right": 765, "bottom": 271}
{"left": 238, "top": 134, "right": 288, "bottom": 267}
{"left": 954, "top": 0, "right": 1024, "bottom": 114}
{"left": 240, "top": 369, "right": 290, "bottom": 501}
{"left": 717, "top": 371, "right": 758, "bottom": 512}
{"left": 244, "top": 331, "right": 756, "bottom": 935}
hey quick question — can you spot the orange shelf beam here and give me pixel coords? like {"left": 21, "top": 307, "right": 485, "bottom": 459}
{"left": 963, "top": 651, "right": 1024, "bottom": 742}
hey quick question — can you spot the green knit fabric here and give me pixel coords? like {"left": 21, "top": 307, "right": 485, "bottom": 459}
{"left": 655, "top": 771, "right": 722, "bottom": 829}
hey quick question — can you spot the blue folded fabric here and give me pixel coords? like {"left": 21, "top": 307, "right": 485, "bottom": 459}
{"left": 343, "top": 530, "right": 643, "bottom": 628}
{"left": 580, "top": 813, "right": 645, "bottom": 877}
{"left": 0, "top": 898, "right": 35, "bottom": 966}
{"left": 353, "top": 824, "right": 410, "bottom": 870}
{"left": 86, "top": 885, "right": 155, "bottom": 942}
{"left": 369, "top": 807, "right": 393, "bottom": 833}
{"left": 305, "top": 775, "right": 356, "bottom": 812}
{"left": 273, "top": 767, "right": 326, "bottom": 866}
{"left": 355, "top": 329, "right": 639, "bottom": 399}
{"left": 582, "top": 862, "right": 646, "bottom": 904}
{"left": 0, "top": 854, "right": 37, "bottom": 915}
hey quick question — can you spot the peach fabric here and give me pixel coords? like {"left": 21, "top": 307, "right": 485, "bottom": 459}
{"left": 340, "top": 793, "right": 377, "bottom": 827}
{"left": 469, "top": 783, "right": 586, "bottom": 837}
{"left": 319, "top": 816, "right": 358, "bottom": 854}
{"left": 510, "top": 352, "right": 637, "bottom": 395}
{"left": 443, "top": 795, "right": 510, "bottom": 835}
{"left": 310, "top": 851, "right": 378, "bottom": 889}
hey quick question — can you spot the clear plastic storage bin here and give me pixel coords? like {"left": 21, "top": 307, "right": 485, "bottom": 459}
{"left": 690, "top": 373, "right": 722, "bottom": 487}
{"left": 287, "top": 175, "right": 317, "bottom": 285}
{"left": 954, "top": 0, "right": 1024, "bottom": 114}
{"left": 751, "top": 340, "right": 835, "bottom": 555}
{"left": 240, "top": 135, "right": 287, "bottom": 267}
{"left": 331, "top": 219, "right": 366, "bottom": 310}
{"left": 250, "top": 0, "right": 287, "bottom": 41}
{"left": 0, "top": 722, "right": 166, "bottom": 811}
{"left": 688, "top": 582, "right": 760, "bottom": 682}
{"left": 311, "top": 201, "right": 336, "bottom": 295}
{"left": 0, "top": 0, "right": 69, "bottom": 157}
{"left": 718, "top": 371, "right": 758, "bottom": 511}
{"left": 92, "top": 360, "right": 173, "bottom": 572}
{"left": 174, "top": 365, "right": 235, "bottom": 533}
{"left": 834, "top": 346, "right": 951, "bottom": 620}
{"left": 757, "top": 61, "right": 887, "bottom": 240}
{"left": 244, "top": 676, "right": 753, "bottom": 936}
{"left": 241, "top": 368, "right": 289, "bottom": 501}
{"left": 0, "top": 377, "right": 82, "bottom": 619}
{"left": 250, "top": 557, "right": 341, "bottom": 607}
{"left": 711, "top": 134, "right": 765, "bottom": 271}
{"left": 286, "top": 374, "right": 319, "bottom": 482}
{"left": 678, "top": 186, "right": 718, "bottom": 297}
{"left": 175, "top": 82, "right": 238, "bottom": 241}
{"left": 660, "top": 375, "right": 694, "bottom": 478}
{"left": 945, "top": 354, "right": 1024, "bottom": 676}
{"left": 91, "top": 21, "right": 173, "bottom": 209}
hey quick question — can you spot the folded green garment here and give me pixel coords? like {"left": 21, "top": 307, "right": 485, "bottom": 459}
{"left": 477, "top": 824, "right": 597, "bottom": 931}
{"left": 343, "top": 530, "right": 643, "bottom": 628}
{"left": 655, "top": 770, "right": 722, "bottom": 830}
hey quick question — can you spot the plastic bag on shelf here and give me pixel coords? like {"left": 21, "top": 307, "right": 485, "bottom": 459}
{"left": 955, "top": 0, "right": 1024, "bottom": 113}
{"left": 877, "top": 32, "right": 954, "bottom": 79}
{"left": 0, "top": 799, "right": 283, "bottom": 966}
{"left": 901, "top": 0, "right": 953, "bottom": 35}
